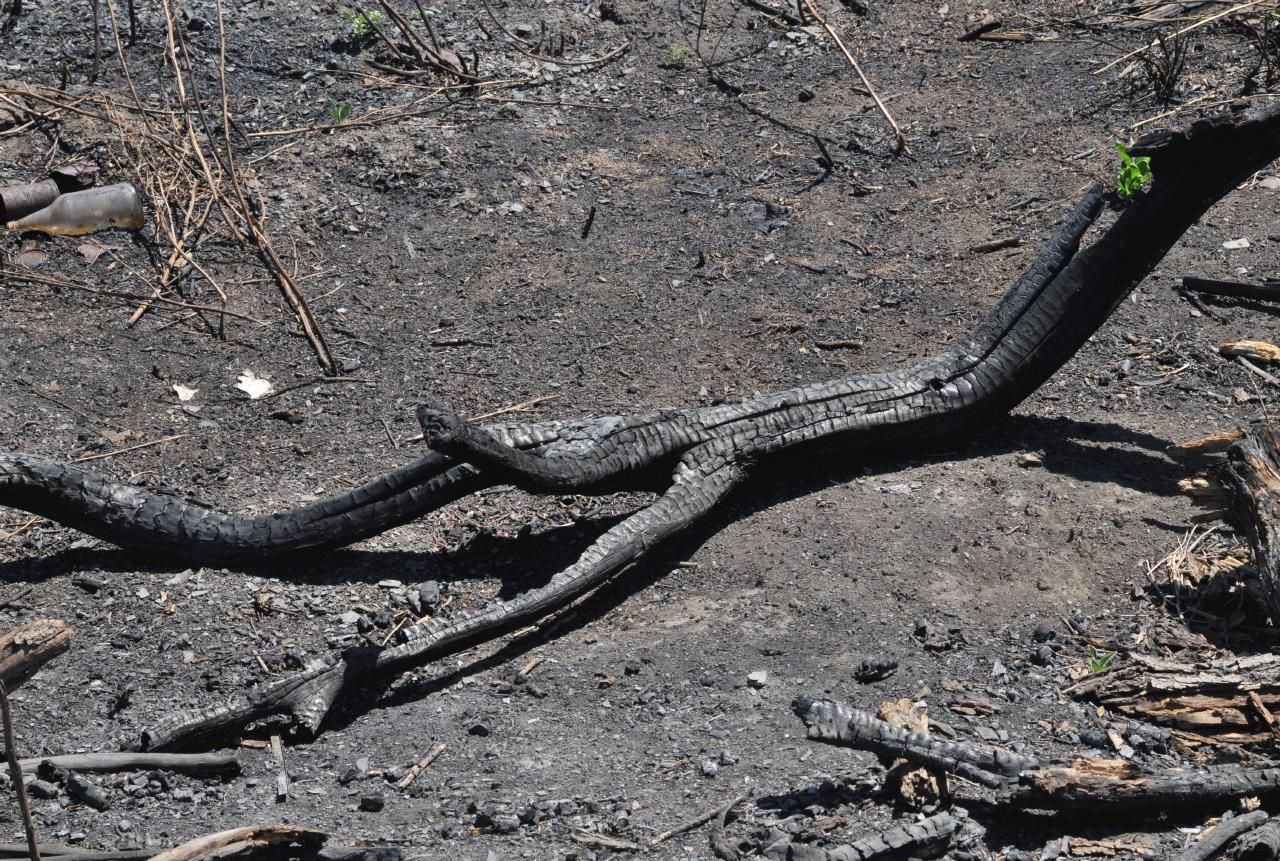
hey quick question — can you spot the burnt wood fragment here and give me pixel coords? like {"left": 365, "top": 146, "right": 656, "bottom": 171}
{"left": 1178, "top": 811, "right": 1271, "bottom": 861}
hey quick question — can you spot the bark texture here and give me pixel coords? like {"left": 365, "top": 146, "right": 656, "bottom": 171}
{"left": 784, "top": 811, "right": 957, "bottom": 861}
{"left": 0, "top": 619, "right": 71, "bottom": 690}
{"left": 1217, "top": 425, "right": 1280, "bottom": 622}
{"left": 1177, "top": 811, "right": 1271, "bottom": 861}
{"left": 0, "top": 105, "right": 1274, "bottom": 749}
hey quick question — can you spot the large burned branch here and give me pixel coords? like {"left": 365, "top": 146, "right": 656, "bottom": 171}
{"left": 795, "top": 696, "right": 1280, "bottom": 813}
{"left": 0, "top": 104, "right": 1278, "bottom": 750}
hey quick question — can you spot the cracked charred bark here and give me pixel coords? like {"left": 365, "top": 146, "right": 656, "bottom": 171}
{"left": 1, "top": 104, "right": 1279, "bottom": 749}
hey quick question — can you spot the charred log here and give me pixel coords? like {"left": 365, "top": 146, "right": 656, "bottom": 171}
{"left": 798, "top": 695, "right": 1280, "bottom": 813}
{"left": 1229, "top": 817, "right": 1280, "bottom": 861}
{"left": 794, "top": 696, "right": 1036, "bottom": 788}
{"left": 0, "top": 105, "right": 1275, "bottom": 749}
{"left": 781, "top": 811, "right": 957, "bottom": 861}
{"left": 1178, "top": 811, "right": 1271, "bottom": 861}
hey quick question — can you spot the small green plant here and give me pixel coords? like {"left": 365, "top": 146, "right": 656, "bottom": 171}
{"left": 660, "top": 44, "right": 689, "bottom": 66}
{"left": 1115, "top": 142, "right": 1153, "bottom": 199}
{"left": 329, "top": 101, "right": 352, "bottom": 124}
{"left": 1087, "top": 645, "right": 1117, "bottom": 674}
{"left": 343, "top": 9, "right": 383, "bottom": 38}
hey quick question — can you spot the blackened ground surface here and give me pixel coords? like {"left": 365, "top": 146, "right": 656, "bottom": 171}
{"left": 0, "top": 0, "right": 1277, "bottom": 857}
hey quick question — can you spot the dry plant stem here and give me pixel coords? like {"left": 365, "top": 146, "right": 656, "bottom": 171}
{"left": 101, "top": 0, "right": 152, "bottom": 134}
{"left": 479, "top": 0, "right": 630, "bottom": 67}
{"left": 1, "top": 270, "right": 263, "bottom": 323}
{"left": 397, "top": 742, "right": 446, "bottom": 789}
{"left": 798, "top": 0, "right": 906, "bottom": 154}
{"left": 1097, "top": 0, "right": 1268, "bottom": 74}
{"left": 647, "top": 793, "right": 748, "bottom": 849}
{"left": 89, "top": 0, "right": 101, "bottom": 82}
{"left": 0, "top": 681, "right": 40, "bottom": 861}
{"left": 213, "top": 0, "right": 337, "bottom": 376}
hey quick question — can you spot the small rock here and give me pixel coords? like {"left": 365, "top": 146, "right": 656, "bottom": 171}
{"left": 418, "top": 581, "right": 441, "bottom": 608}
{"left": 1223, "top": 237, "right": 1251, "bottom": 250}
{"left": 747, "top": 670, "right": 769, "bottom": 689}
{"left": 700, "top": 758, "right": 719, "bottom": 778}
{"left": 854, "top": 657, "right": 898, "bottom": 683}
{"left": 1259, "top": 176, "right": 1280, "bottom": 190}
{"left": 1031, "top": 622, "right": 1055, "bottom": 642}
{"left": 491, "top": 814, "right": 520, "bottom": 833}
{"left": 1031, "top": 644, "right": 1054, "bottom": 666}
{"left": 25, "top": 779, "right": 59, "bottom": 799}
{"left": 468, "top": 721, "right": 491, "bottom": 737}
{"left": 358, "top": 793, "right": 385, "bottom": 812}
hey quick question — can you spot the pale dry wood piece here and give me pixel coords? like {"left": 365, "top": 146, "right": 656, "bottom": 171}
{"left": 146, "top": 826, "right": 325, "bottom": 861}
{"left": 876, "top": 698, "right": 947, "bottom": 807}
{"left": 1069, "top": 651, "right": 1280, "bottom": 743}
{"left": 396, "top": 742, "right": 445, "bottom": 790}
{"left": 0, "top": 620, "right": 72, "bottom": 690}
{"left": 1221, "top": 341, "right": 1280, "bottom": 363}
{"left": 1177, "top": 810, "right": 1269, "bottom": 861}
{"left": 1169, "top": 429, "right": 1245, "bottom": 457}
{"left": 270, "top": 734, "right": 288, "bottom": 802}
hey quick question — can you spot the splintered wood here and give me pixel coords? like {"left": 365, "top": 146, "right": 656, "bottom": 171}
{"left": 0, "top": 619, "right": 72, "bottom": 689}
{"left": 1069, "top": 652, "right": 1280, "bottom": 750}
{"left": 1176, "top": 425, "right": 1280, "bottom": 623}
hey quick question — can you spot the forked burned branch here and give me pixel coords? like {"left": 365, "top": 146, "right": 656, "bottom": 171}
{"left": 0, "top": 103, "right": 1278, "bottom": 750}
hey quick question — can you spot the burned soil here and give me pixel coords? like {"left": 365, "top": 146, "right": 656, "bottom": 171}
{"left": 0, "top": 0, "right": 1279, "bottom": 858}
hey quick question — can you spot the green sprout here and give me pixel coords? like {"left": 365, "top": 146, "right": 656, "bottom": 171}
{"left": 329, "top": 102, "right": 352, "bottom": 124}
{"left": 1115, "top": 142, "right": 1153, "bottom": 200}
{"left": 1087, "top": 645, "right": 1117, "bottom": 674}
{"left": 343, "top": 9, "right": 384, "bottom": 38}
{"left": 660, "top": 44, "right": 689, "bottom": 66}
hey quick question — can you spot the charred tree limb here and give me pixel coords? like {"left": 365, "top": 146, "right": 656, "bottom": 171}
{"left": 1006, "top": 758, "right": 1280, "bottom": 812}
{"left": 1229, "top": 817, "right": 1280, "bottom": 861}
{"left": 1178, "top": 811, "right": 1271, "bottom": 861}
{"left": 783, "top": 811, "right": 957, "bottom": 860}
{"left": 0, "top": 106, "right": 1272, "bottom": 750}
{"left": 1183, "top": 276, "right": 1280, "bottom": 305}
{"left": 797, "top": 696, "right": 1280, "bottom": 813}
{"left": 17, "top": 751, "right": 239, "bottom": 776}
{"left": 794, "top": 696, "right": 1037, "bottom": 786}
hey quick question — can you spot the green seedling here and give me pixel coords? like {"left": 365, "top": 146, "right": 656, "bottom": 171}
{"left": 329, "top": 102, "right": 352, "bottom": 124}
{"left": 1115, "top": 142, "right": 1153, "bottom": 200}
{"left": 660, "top": 44, "right": 689, "bottom": 65}
{"left": 1087, "top": 645, "right": 1117, "bottom": 674}
{"left": 343, "top": 9, "right": 384, "bottom": 38}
